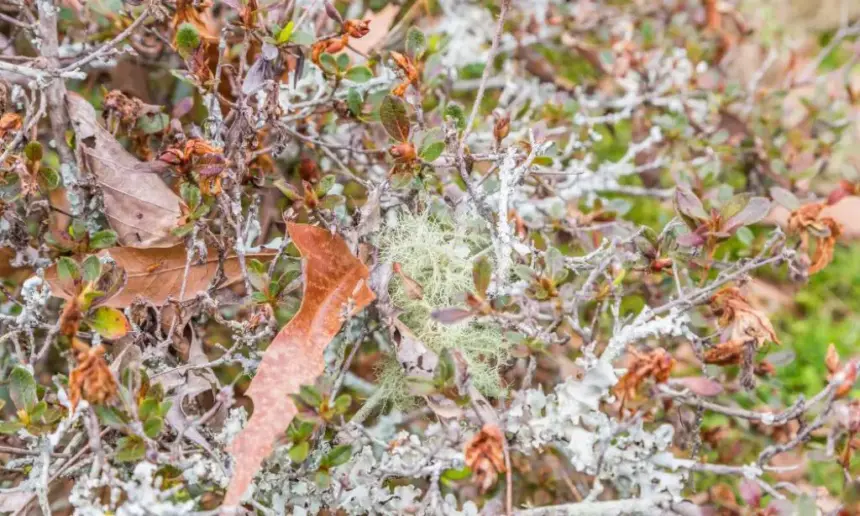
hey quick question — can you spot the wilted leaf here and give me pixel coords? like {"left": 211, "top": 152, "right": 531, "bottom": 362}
{"left": 46, "top": 246, "right": 275, "bottom": 308}
{"left": 380, "top": 95, "right": 410, "bottom": 142}
{"left": 224, "top": 224, "right": 374, "bottom": 507}
{"left": 66, "top": 93, "right": 181, "bottom": 248}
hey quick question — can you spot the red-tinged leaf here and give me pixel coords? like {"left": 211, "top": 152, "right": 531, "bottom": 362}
{"left": 675, "top": 230, "right": 705, "bottom": 248}
{"left": 674, "top": 186, "right": 708, "bottom": 222}
{"left": 673, "top": 376, "right": 724, "bottom": 397}
{"left": 223, "top": 224, "right": 375, "bottom": 507}
{"left": 723, "top": 197, "right": 771, "bottom": 233}
{"left": 431, "top": 307, "right": 473, "bottom": 324}
{"left": 380, "top": 95, "right": 410, "bottom": 142}
{"left": 739, "top": 478, "right": 762, "bottom": 507}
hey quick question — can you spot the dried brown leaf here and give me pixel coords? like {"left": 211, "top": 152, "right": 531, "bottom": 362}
{"left": 69, "top": 340, "right": 118, "bottom": 411}
{"left": 223, "top": 224, "right": 374, "bottom": 507}
{"left": 464, "top": 424, "right": 507, "bottom": 493}
{"left": 45, "top": 246, "right": 274, "bottom": 308}
{"left": 66, "top": 93, "right": 182, "bottom": 248}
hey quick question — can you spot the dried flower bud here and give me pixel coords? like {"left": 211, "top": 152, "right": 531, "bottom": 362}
{"left": 302, "top": 180, "right": 318, "bottom": 210}
{"left": 389, "top": 142, "right": 416, "bottom": 162}
{"left": 298, "top": 157, "right": 320, "bottom": 184}
{"left": 344, "top": 19, "right": 371, "bottom": 39}
{"left": 69, "top": 341, "right": 118, "bottom": 410}
{"left": 464, "top": 424, "right": 507, "bottom": 493}
{"left": 493, "top": 110, "right": 510, "bottom": 144}
{"left": 0, "top": 112, "right": 22, "bottom": 139}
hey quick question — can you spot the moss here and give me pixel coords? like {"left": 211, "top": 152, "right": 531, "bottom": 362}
{"left": 375, "top": 209, "right": 511, "bottom": 400}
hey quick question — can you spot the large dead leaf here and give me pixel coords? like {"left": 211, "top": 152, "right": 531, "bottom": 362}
{"left": 45, "top": 245, "right": 274, "bottom": 307}
{"left": 223, "top": 223, "right": 375, "bottom": 507}
{"left": 66, "top": 93, "right": 181, "bottom": 248}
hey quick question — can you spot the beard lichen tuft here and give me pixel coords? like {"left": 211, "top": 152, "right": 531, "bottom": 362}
{"left": 376, "top": 209, "right": 511, "bottom": 402}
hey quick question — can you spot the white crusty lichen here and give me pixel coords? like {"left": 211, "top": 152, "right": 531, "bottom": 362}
{"left": 505, "top": 359, "right": 686, "bottom": 503}
{"left": 69, "top": 463, "right": 195, "bottom": 516}
{"left": 258, "top": 423, "right": 474, "bottom": 515}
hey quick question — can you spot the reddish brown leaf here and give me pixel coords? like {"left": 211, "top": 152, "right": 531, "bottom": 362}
{"left": 223, "top": 224, "right": 374, "bottom": 507}
{"left": 45, "top": 246, "right": 275, "bottom": 308}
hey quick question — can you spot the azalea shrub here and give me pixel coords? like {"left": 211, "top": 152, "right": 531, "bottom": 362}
{"left": 1, "top": 0, "right": 860, "bottom": 514}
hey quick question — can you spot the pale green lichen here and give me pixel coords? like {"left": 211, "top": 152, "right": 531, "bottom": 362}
{"left": 375, "top": 208, "right": 510, "bottom": 401}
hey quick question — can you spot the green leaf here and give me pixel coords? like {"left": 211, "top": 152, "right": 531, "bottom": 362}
{"left": 298, "top": 385, "right": 323, "bottom": 407}
{"left": 319, "top": 53, "right": 338, "bottom": 74}
{"left": 10, "top": 366, "right": 38, "bottom": 411}
{"left": 57, "top": 256, "right": 81, "bottom": 283}
{"left": 171, "top": 223, "right": 195, "bottom": 238}
{"left": 289, "top": 441, "right": 310, "bottom": 463}
{"left": 720, "top": 193, "right": 751, "bottom": 221}
{"left": 138, "top": 398, "right": 158, "bottom": 421}
{"left": 380, "top": 95, "right": 410, "bottom": 142}
{"left": 180, "top": 183, "right": 202, "bottom": 210}
{"left": 321, "top": 444, "right": 352, "bottom": 468}
{"left": 39, "top": 167, "right": 61, "bottom": 190}
{"left": 29, "top": 400, "right": 47, "bottom": 421}
{"left": 736, "top": 226, "right": 754, "bottom": 246}
{"left": 276, "top": 20, "right": 295, "bottom": 44}
{"left": 143, "top": 416, "right": 163, "bottom": 438}
{"left": 89, "top": 230, "right": 118, "bottom": 250}
{"left": 247, "top": 259, "right": 269, "bottom": 292}
{"left": 287, "top": 420, "right": 316, "bottom": 442}
{"left": 94, "top": 405, "right": 128, "bottom": 429}
{"left": 115, "top": 435, "right": 146, "bottom": 462}
{"left": 24, "top": 141, "right": 43, "bottom": 162}
{"left": 315, "top": 174, "right": 336, "bottom": 197}
{"left": 136, "top": 113, "right": 169, "bottom": 135}
{"left": 347, "top": 88, "right": 363, "bottom": 116}
{"left": 175, "top": 22, "right": 200, "bottom": 56}
{"left": 445, "top": 103, "right": 466, "bottom": 131}
{"left": 336, "top": 53, "right": 350, "bottom": 71}
{"left": 419, "top": 140, "right": 444, "bottom": 162}
{"left": 441, "top": 466, "right": 472, "bottom": 482}
{"left": 345, "top": 66, "right": 373, "bottom": 83}
{"left": 333, "top": 393, "right": 352, "bottom": 414}
{"left": 315, "top": 470, "right": 331, "bottom": 488}
{"left": 405, "top": 27, "right": 427, "bottom": 59}
{"left": 472, "top": 256, "right": 492, "bottom": 297}
{"left": 0, "top": 421, "right": 24, "bottom": 434}
{"left": 290, "top": 30, "right": 314, "bottom": 45}
{"left": 88, "top": 306, "right": 130, "bottom": 339}
{"left": 770, "top": 186, "right": 800, "bottom": 211}
{"left": 82, "top": 255, "right": 102, "bottom": 283}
